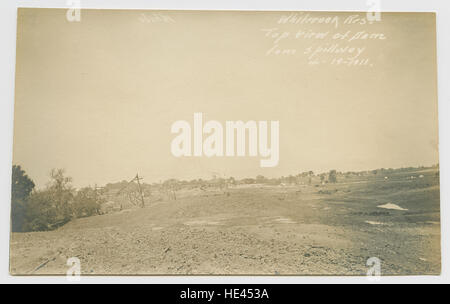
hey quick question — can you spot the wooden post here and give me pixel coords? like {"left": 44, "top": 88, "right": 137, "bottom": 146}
{"left": 135, "top": 173, "right": 145, "bottom": 208}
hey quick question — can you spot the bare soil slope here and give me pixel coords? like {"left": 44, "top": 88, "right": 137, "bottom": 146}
{"left": 10, "top": 170, "right": 440, "bottom": 275}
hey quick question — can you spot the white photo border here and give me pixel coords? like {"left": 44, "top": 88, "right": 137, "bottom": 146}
{"left": 0, "top": 0, "right": 448, "bottom": 284}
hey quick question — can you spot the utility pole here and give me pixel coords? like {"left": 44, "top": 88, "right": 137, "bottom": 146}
{"left": 115, "top": 174, "right": 146, "bottom": 208}
{"left": 135, "top": 173, "right": 145, "bottom": 208}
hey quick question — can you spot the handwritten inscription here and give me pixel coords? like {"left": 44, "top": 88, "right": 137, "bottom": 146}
{"left": 262, "top": 13, "right": 387, "bottom": 67}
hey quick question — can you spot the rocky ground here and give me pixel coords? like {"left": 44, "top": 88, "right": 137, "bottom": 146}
{"left": 10, "top": 170, "right": 441, "bottom": 276}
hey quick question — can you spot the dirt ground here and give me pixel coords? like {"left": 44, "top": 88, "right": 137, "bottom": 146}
{"left": 10, "top": 169, "right": 441, "bottom": 275}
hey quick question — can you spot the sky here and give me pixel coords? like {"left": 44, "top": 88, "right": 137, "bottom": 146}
{"left": 13, "top": 9, "right": 439, "bottom": 188}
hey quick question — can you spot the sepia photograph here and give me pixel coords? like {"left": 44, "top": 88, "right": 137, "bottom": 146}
{"left": 9, "top": 8, "right": 440, "bottom": 276}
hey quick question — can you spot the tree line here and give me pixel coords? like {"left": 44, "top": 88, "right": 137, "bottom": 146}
{"left": 11, "top": 165, "right": 104, "bottom": 232}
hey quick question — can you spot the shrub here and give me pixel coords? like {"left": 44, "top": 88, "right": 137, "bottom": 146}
{"left": 72, "top": 187, "right": 104, "bottom": 218}
{"left": 23, "top": 190, "right": 59, "bottom": 231}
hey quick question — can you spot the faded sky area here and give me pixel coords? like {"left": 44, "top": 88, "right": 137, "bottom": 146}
{"left": 13, "top": 9, "right": 439, "bottom": 188}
